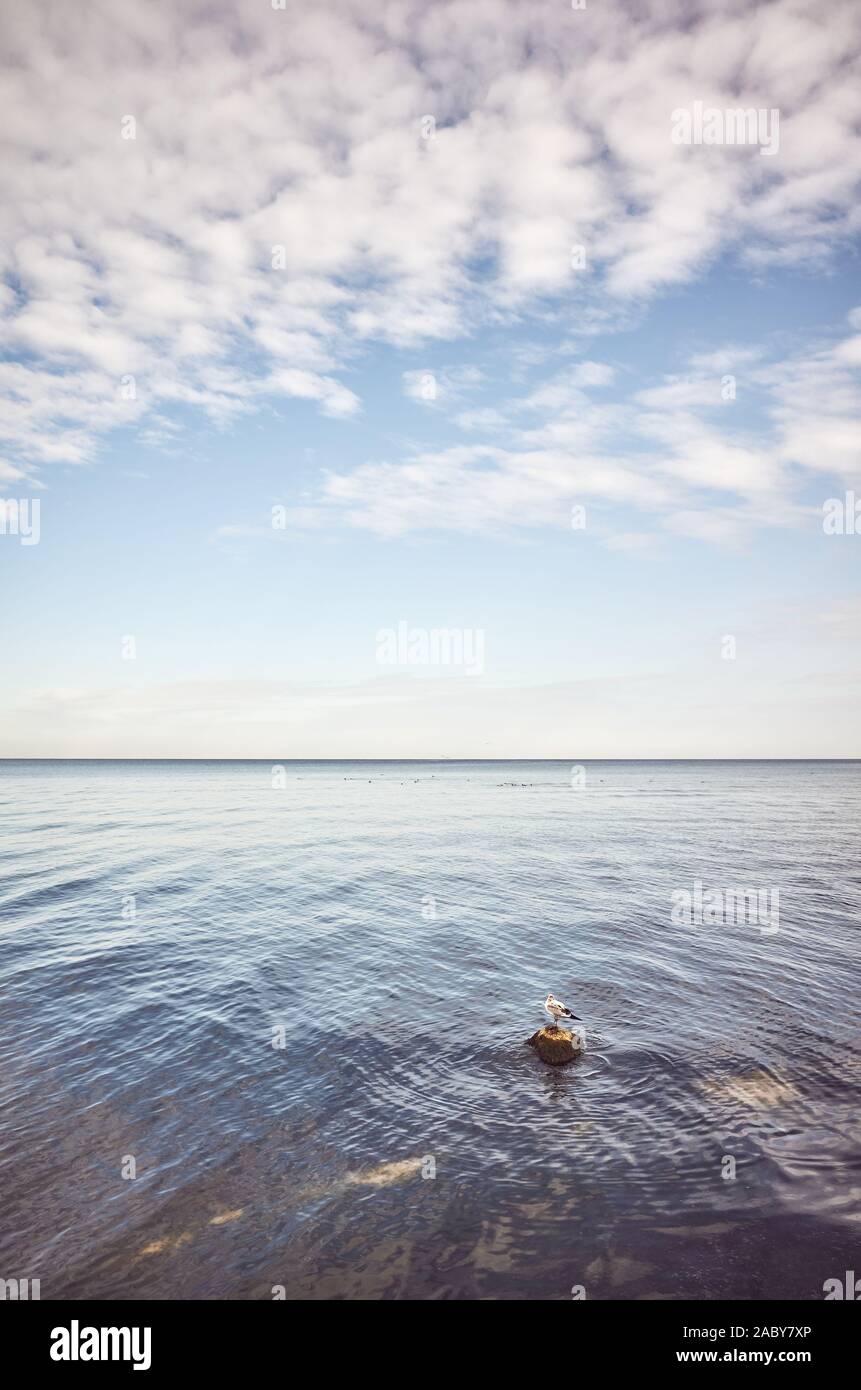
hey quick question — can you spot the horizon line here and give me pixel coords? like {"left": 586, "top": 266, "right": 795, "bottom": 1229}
{"left": 1, "top": 757, "right": 859, "bottom": 765}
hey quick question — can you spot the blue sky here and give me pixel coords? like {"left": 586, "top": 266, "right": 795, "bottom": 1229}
{"left": 1, "top": 0, "right": 859, "bottom": 756}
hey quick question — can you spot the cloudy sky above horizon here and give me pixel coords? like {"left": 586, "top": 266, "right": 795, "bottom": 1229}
{"left": 1, "top": 0, "right": 860, "bottom": 757}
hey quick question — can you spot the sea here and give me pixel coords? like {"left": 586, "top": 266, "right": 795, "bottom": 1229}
{"left": 0, "top": 759, "right": 858, "bottom": 1299}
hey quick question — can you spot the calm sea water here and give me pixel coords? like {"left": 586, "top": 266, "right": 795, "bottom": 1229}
{"left": 0, "top": 760, "right": 859, "bottom": 1300}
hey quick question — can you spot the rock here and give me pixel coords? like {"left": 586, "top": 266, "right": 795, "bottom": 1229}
{"left": 345, "top": 1158, "right": 424, "bottom": 1187}
{"left": 526, "top": 1025, "right": 583, "bottom": 1066}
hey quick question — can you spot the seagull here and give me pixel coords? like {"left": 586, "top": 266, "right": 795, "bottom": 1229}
{"left": 544, "top": 992, "right": 581, "bottom": 1030}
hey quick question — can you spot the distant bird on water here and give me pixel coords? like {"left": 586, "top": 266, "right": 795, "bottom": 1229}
{"left": 544, "top": 992, "right": 581, "bottom": 1029}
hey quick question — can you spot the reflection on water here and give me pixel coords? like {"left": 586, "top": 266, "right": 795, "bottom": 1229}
{"left": 0, "top": 760, "right": 858, "bottom": 1299}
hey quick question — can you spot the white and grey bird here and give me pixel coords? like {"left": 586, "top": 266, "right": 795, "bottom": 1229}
{"left": 544, "top": 992, "right": 581, "bottom": 1029}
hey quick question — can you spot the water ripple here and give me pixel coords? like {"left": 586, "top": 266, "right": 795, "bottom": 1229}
{"left": 0, "top": 759, "right": 858, "bottom": 1298}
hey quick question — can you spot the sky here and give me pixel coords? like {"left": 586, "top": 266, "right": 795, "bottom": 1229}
{"left": 0, "top": 0, "right": 859, "bottom": 758}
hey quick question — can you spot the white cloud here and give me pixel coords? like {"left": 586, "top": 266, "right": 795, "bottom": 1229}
{"left": 253, "top": 323, "right": 860, "bottom": 545}
{"left": 0, "top": 0, "right": 859, "bottom": 481}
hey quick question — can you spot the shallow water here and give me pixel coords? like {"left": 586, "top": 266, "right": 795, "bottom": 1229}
{"left": 0, "top": 759, "right": 859, "bottom": 1300}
